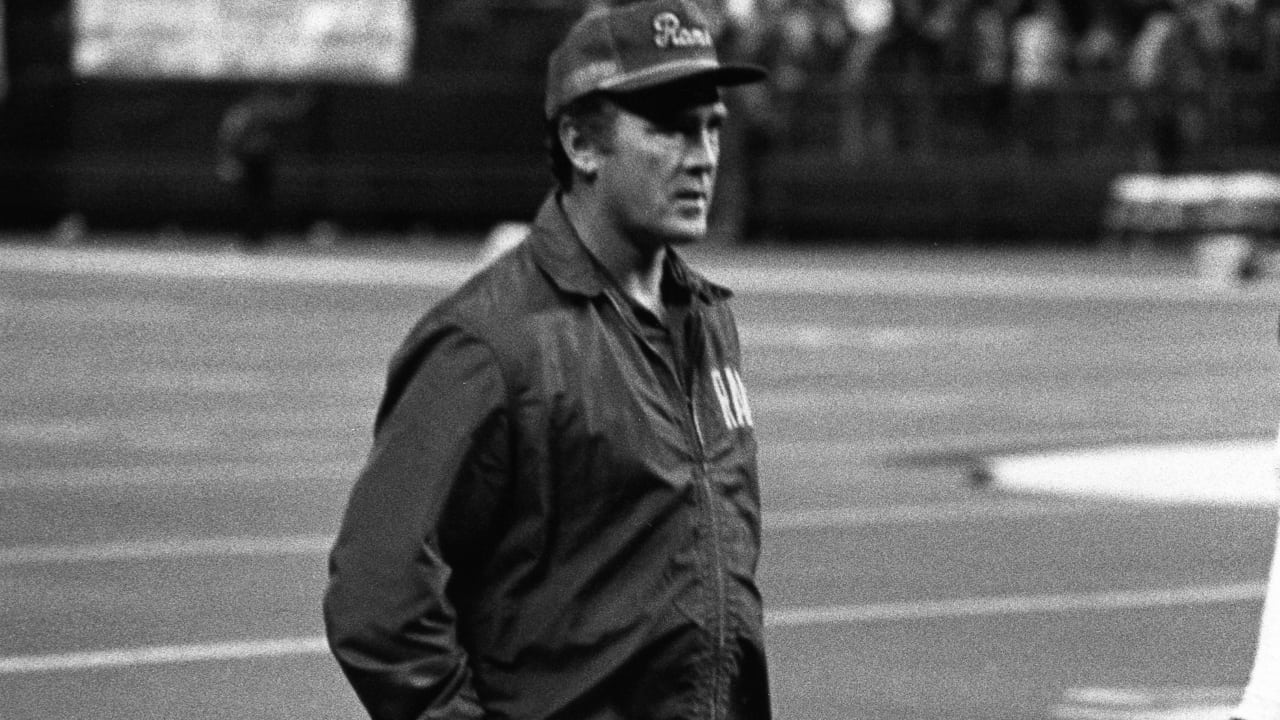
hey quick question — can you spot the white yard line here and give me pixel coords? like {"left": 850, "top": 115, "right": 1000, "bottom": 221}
{"left": 0, "top": 460, "right": 363, "bottom": 490}
{"left": 0, "top": 243, "right": 1272, "bottom": 303}
{"left": 0, "top": 582, "right": 1264, "bottom": 674}
{"left": 738, "top": 323, "right": 1028, "bottom": 348}
{"left": 0, "top": 500, "right": 1092, "bottom": 567}
{"left": 764, "top": 499, "right": 1099, "bottom": 529}
{"left": 0, "top": 638, "right": 328, "bottom": 675}
{"left": 0, "top": 244, "right": 475, "bottom": 289}
{"left": 0, "top": 535, "right": 334, "bottom": 566}
{"left": 764, "top": 582, "right": 1267, "bottom": 627}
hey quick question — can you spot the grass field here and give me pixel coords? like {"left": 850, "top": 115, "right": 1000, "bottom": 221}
{"left": 2, "top": 237, "right": 1278, "bottom": 719}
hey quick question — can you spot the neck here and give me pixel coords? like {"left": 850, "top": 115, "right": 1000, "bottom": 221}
{"left": 562, "top": 192, "right": 668, "bottom": 317}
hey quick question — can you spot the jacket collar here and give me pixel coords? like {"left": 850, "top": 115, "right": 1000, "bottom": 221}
{"left": 528, "top": 192, "right": 732, "bottom": 303}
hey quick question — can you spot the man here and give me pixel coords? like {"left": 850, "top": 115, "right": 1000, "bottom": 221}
{"left": 323, "top": 2, "right": 770, "bottom": 718}
{"left": 216, "top": 86, "right": 310, "bottom": 251}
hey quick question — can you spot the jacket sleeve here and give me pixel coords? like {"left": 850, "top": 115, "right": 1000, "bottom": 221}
{"left": 324, "top": 325, "right": 509, "bottom": 720}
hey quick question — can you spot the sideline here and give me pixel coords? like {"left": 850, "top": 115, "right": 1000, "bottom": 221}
{"left": 0, "top": 581, "right": 1264, "bottom": 675}
{"left": 1, "top": 242, "right": 1276, "bottom": 303}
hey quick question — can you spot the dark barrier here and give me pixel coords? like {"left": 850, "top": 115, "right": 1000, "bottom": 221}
{"left": 0, "top": 77, "right": 551, "bottom": 232}
{"left": 1, "top": 75, "right": 1278, "bottom": 241}
{"left": 746, "top": 77, "right": 1280, "bottom": 241}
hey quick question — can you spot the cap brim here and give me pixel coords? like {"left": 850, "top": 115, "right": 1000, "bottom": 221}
{"left": 599, "top": 59, "right": 767, "bottom": 95}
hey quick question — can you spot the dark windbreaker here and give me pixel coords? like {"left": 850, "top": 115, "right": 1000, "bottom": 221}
{"left": 324, "top": 194, "right": 770, "bottom": 720}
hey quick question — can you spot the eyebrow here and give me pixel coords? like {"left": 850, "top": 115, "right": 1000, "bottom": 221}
{"left": 643, "top": 101, "right": 729, "bottom": 131}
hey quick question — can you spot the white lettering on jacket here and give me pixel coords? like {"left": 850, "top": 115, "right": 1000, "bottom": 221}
{"left": 710, "top": 367, "right": 753, "bottom": 430}
{"left": 652, "top": 12, "right": 712, "bottom": 49}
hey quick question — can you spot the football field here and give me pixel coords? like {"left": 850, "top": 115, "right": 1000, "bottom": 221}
{"left": 2, "top": 238, "right": 1278, "bottom": 719}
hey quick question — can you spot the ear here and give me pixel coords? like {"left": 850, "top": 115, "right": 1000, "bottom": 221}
{"left": 559, "top": 117, "right": 602, "bottom": 180}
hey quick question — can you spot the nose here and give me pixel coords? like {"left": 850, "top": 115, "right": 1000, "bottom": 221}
{"left": 686, "top": 127, "right": 718, "bottom": 174}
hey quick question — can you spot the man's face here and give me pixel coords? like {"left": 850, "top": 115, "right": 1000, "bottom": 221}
{"left": 596, "top": 84, "right": 727, "bottom": 247}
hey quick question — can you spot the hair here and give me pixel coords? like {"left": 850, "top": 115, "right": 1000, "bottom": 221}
{"left": 546, "top": 93, "right": 617, "bottom": 191}
{"left": 545, "top": 79, "right": 724, "bottom": 189}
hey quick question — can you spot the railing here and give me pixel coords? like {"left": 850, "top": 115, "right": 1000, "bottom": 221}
{"left": 765, "top": 75, "right": 1280, "bottom": 169}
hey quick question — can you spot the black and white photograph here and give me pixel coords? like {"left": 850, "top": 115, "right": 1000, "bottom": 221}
{"left": 3, "top": 1, "right": 1280, "bottom": 718}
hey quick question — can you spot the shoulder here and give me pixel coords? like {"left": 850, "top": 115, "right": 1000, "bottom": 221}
{"left": 436, "top": 240, "right": 559, "bottom": 334}
{"left": 391, "top": 240, "right": 562, "bottom": 375}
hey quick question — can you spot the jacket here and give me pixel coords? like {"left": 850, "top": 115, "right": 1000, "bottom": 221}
{"left": 324, "top": 194, "right": 770, "bottom": 720}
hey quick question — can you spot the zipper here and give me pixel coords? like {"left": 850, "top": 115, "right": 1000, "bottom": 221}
{"left": 604, "top": 290, "right": 728, "bottom": 718}
{"left": 687, "top": 371, "right": 727, "bottom": 720}
{"left": 680, "top": 311, "right": 727, "bottom": 720}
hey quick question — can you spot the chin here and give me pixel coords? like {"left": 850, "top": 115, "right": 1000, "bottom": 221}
{"left": 662, "top": 218, "right": 708, "bottom": 245}
{"left": 666, "top": 230, "right": 705, "bottom": 245}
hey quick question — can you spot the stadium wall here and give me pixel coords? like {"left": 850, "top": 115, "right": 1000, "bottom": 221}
{"left": 1, "top": 76, "right": 1277, "bottom": 243}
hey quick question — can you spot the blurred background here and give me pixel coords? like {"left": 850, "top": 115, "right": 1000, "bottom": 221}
{"left": 1, "top": 0, "right": 1279, "bottom": 246}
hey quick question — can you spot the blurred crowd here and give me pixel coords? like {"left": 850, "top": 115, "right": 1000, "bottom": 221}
{"left": 510, "top": 0, "right": 1280, "bottom": 88}
{"left": 713, "top": 0, "right": 1280, "bottom": 160}
{"left": 715, "top": 0, "right": 1280, "bottom": 90}
{"left": 414, "top": 0, "right": 1280, "bottom": 179}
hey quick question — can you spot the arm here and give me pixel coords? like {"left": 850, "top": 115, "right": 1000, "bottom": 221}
{"left": 324, "top": 326, "right": 508, "bottom": 720}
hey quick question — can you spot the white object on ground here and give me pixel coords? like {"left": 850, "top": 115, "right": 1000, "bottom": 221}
{"left": 1236, "top": 506, "right": 1280, "bottom": 720}
{"left": 985, "top": 441, "right": 1278, "bottom": 506}
{"left": 1233, "top": 428, "right": 1280, "bottom": 720}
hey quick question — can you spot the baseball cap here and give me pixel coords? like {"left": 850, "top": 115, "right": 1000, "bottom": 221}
{"left": 544, "top": 0, "right": 767, "bottom": 119}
